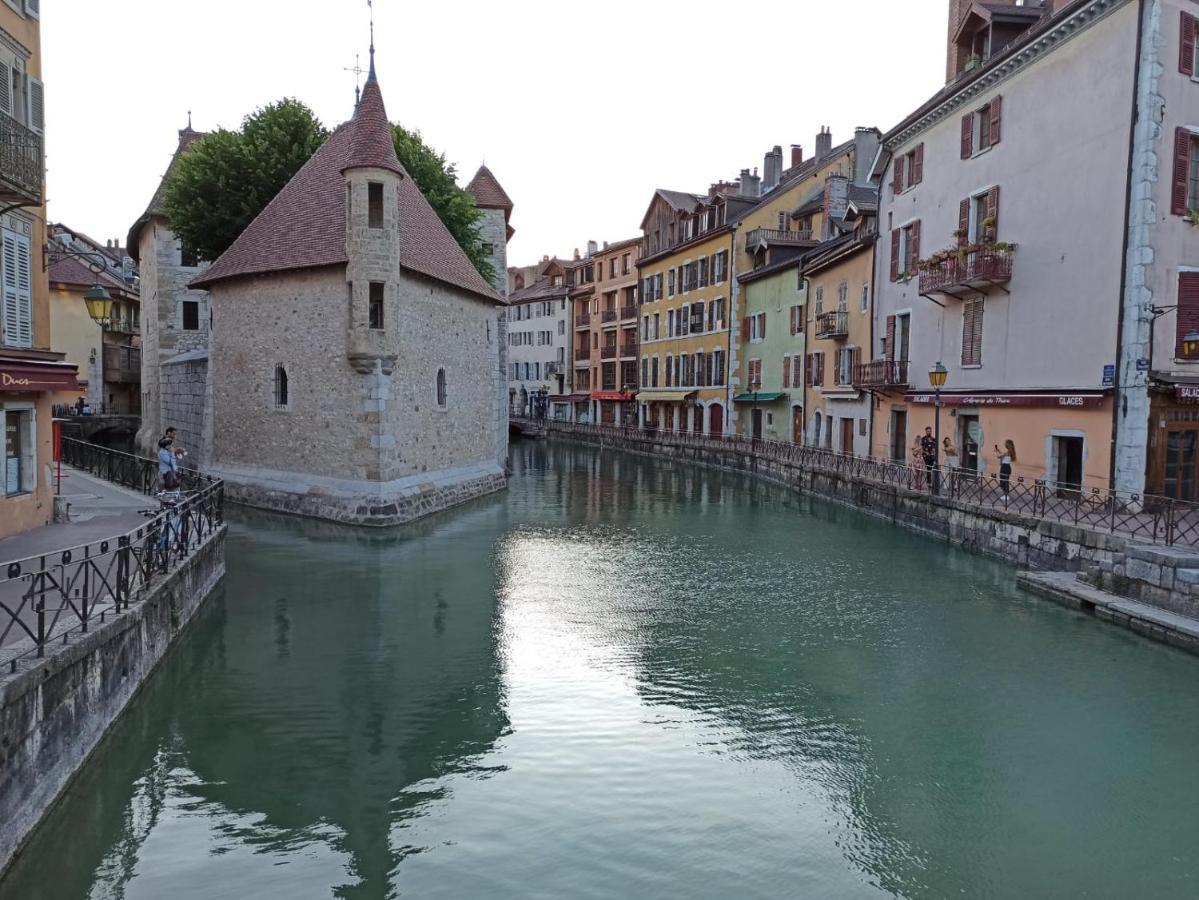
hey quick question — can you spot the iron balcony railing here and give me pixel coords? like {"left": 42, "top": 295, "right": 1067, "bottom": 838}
{"left": 0, "top": 440, "right": 224, "bottom": 669}
{"left": 0, "top": 114, "right": 43, "bottom": 205}
{"left": 602, "top": 310, "right": 618, "bottom": 323}
{"left": 854, "top": 359, "right": 910, "bottom": 388}
{"left": 105, "top": 317, "right": 140, "bottom": 336}
{"left": 601, "top": 346, "right": 618, "bottom": 359}
{"left": 744, "top": 227, "right": 815, "bottom": 250}
{"left": 620, "top": 305, "right": 638, "bottom": 320}
{"left": 575, "top": 313, "right": 591, "bottom": 329}
{"left": 919, "top": 247, "right": 1014, "bottom": 296}
{"left": 619, "top": 344, "right": 637, "bottom": 358}
{"left": 515, "top": 419, "right": 1199, "bottom": 549}
{"left": 814, "top": 310, "right": 849, "bottom": 339}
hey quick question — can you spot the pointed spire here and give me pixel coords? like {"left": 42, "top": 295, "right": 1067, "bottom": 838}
{"left": 344, "top": 66, "right": 403, "bottom": 176}
{"left": 367, "top": 0, "right": 376, "bottom": 84}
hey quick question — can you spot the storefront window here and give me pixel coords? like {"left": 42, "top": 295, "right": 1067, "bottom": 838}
{"left": 4, "top": 408, "right": 33, "bottom": 496}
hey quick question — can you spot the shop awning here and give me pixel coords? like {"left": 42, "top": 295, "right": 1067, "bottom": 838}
{"left": 635, "top": 391, "right": 696, "bottom": 403}
{"left": 0, "top": 359, "right": 79, "bottom": 393}
{"left": 551, "top": 393, "right": 590, "bottom": 404}
{"left": 591, "top": 391, "right": 634, "bottom": 401}
{"left": 732, "top": 391, "right": 788, "bottom": 402}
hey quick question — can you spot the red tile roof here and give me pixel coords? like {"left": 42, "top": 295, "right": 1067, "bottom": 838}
{"left": 466, "top": 165, "right": 513, "bottom": 215}
{"left": 343, "top": 77, "right": 404, "bottom": 176}
{"left": 191, "top": 81, "right": 501, "bottom": 304}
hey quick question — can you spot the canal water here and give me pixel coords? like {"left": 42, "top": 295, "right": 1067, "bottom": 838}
{"left": 5, "top": 441, "right": 1199, "bottom": 899}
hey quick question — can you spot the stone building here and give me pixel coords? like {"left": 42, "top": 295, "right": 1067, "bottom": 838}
{"left": 190, "top": 61, "right": 508, "bottom": 526}
{"left": 126, "top": 122, "right": 211, "bottom": 461}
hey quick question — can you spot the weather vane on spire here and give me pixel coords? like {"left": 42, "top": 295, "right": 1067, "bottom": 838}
{"left": 344, "top": 53, "right": 365, "bottom": 105}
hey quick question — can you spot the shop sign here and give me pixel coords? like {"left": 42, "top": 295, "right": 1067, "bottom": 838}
{"left": 1175, "top": 385, "right": 1199, "bottom": 400}
{"left": 905, "top": 392, "right": 1106, "bottom": 408}
{"left": 0, "top": 364, "right": 80, "bottom": 392}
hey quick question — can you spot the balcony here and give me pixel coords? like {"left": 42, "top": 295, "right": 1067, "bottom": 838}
{"left": 620, "top": 305, "right": 637, "bottom": 320}
{"left": 602, "top": 310, "right": 618, "bottom": 324}
{"left": 814, "top": 310, "right": 848, "bottom": 340}
{"left": 919, "top": 246, "right": 1015, "bottom": 298}
{"left": 103, "top": 346, "right": 141, "bottom": 384}
{"left": 0, "top": 115, "right": 43, "bottom": 206}
{"left": 575, "top": 313, "right": 591, "bottom": 329}
{"left": 574, "top": 350, "right": 589, "bottom": 364}
{"left": 744, "top": 227, "right": 816, "bottom": 252}
{"left": 854, "top": 359, "right": 910, "bottom": 389}
{"left": 601, "top": 346, "right": 618, "bottom": 360}
{"left": 106, "top": 317, "right": 140, "bottom": 336}
{"left": 619, "top": 343, "right": 637, "bottom": 359}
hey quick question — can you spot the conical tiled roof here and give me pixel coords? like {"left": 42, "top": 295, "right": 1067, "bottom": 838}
{"left": 466, "top": 165, "right": 513, "bottom": 214}
{"left": 191, "top": 81, "right": 500, "bottom": 303}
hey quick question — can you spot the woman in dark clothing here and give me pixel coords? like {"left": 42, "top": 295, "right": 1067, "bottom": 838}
{"left": 995, "top": 440, "right": 1016, "bottom": 501}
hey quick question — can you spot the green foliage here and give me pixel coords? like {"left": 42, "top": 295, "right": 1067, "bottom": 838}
{"left": 392, "top": 124, "right": 496, "bottom": 284}
{"left": 163, "top": 99, "right": 328, "bottom": 263}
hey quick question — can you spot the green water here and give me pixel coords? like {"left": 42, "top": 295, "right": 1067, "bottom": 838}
{"left": 4, "top": 441, "right": 1199, "bottom": 899}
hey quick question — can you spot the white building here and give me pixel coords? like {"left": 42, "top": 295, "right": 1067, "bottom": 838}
{"left": 507, "top": 257, "right": 572, "bottom": 416}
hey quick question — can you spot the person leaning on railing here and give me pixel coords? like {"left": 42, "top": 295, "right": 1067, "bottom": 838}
{"left": 158, "top": 438, "right": 180, "bottom": 491}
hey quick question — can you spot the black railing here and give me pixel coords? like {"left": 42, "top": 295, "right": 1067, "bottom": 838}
{"left": 0, "top": 114, "right": 43, "bottom": 203}
{"left": 814, "top": 310, "right": 848, "bottom": 339}
{"left": 61, "top": 437, "right": 211, "bottom": 494}
{"left": 520, "top": 419, "right": 1199, "bottom": 549}
{"left": 744, "top": 227, "right": 814, "bottom": 249}
{"left": 1, "top": 441, "right": 224, "bottom": 668}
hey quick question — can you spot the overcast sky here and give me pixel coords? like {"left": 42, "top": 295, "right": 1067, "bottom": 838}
{"left": 43, "top": 0, "right": 946, "bottom": 268}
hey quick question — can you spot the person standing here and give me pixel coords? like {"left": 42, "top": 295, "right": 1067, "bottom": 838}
{"left": 995, "top": 440, "right": 1015, "bottom": 502}
{"left": 920, "top": 426, "right": 937, "bottom": 490}
{"left": 158, "top": 438, "right": 180, "bottom": 491}
{"left": 942, "top": 437, "right": 959, "bottom": 470}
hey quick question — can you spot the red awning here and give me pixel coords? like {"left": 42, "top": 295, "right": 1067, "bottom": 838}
{"left": 0, "top": 361, "right": 80, "bottom": 393}
{"left": 904, "top": 391, "right": 1107, "bottom": 409}
{"left": 591, "top": 391, "right": 634, "bottom": 401}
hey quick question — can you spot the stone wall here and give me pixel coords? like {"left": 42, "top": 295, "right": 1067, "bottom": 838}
{"left": 1079, "top": 543, "right": 1199, "bottom": 618}
{"left": 160, "top": 351, "right": 209, "bottom": 467}
{"left": 0, "top": 526, "right": 226, "bottom": 875}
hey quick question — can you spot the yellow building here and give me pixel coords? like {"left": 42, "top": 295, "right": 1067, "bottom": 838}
{"left": 0, "top": 2, "right": 77, "bottom": 539}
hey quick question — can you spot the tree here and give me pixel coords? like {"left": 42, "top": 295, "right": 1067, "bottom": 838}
{"left": 392, "top": 124, "right": 495, "bottom": 284}
{"left": 163, "top": 99, "right": 328, "bottom": 263}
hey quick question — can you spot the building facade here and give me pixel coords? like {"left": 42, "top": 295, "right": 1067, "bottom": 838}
{"left": 191, "top": 63, "right": 508, "bottom": 525}
{"left": 0, "top": 1, "right": 78, "bottom": 539}
{"left": 570, "top": 237, "right": 640, "bottom": 425}
{"left": 507, "top": 257, "right": 571, "bottom": 417}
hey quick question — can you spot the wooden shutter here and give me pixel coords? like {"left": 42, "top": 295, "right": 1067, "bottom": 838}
{"left": 989, "top": 95, "right": 1002, "bottom": 146}
{"left": 986, "top": 186, "right": 1000, "bottom": 238}
{"left": 961, "top": 113, "right": 973, "bottom": 159}
{"left": 890, "top": 229, "right": 900, "bottom": 281}
{"left": 0, "top": 55, "right": 11, "bottom": 118}
{"left": 913, "top": 143, "right": 924, "bottom": 185}
{"left": 884, "top": 315, "right": 896, "bottom": 360}
{"left": 962, "top": 299, "right": 984, "bottom": 366}
{"left": 3, "top": 229, "right": 32, "bottom": 348}
{"left": 805, "top": 354, "right": 814, "bottom": 387}
{"left": 892, "top": 157, "right": 904, "bottom": 195}
{"left": 1182, "top": 12, "right": 1196, "bottom": 77}
{"left": 783, "top": 355, "right": 791, "bottom": 388}
{"left": 761, "top": 312, "right": 767, "bottom": 340}
{"left": 1173, "top": 127, "right": 1192, "bottom": 215}
{"left": 26, "top": 76, "right": 42, "bottom": 133}
{"left": 741, "top": 317, "right": 750, "bottom": 342}
{"left": 1177, "top": 272, "right": 1199, "bottom": 357}
{"left": 958, "top": 198, "right": 970, "bottom": 245}
{"left": 909, "top": 220, "right": 921, "bottom": 268}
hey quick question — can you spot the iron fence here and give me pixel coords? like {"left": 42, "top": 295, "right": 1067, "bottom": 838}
{"left": 521, "top": 418, "right": 1199, "bottom": 548}
{"left": 0, "top": 443, "right": 224, "bottom": 669}
{"left": 61, "top": 437, "right": 213, "bottom": 494}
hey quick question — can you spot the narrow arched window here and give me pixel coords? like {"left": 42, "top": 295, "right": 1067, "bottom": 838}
{"left": 274, "top": 364, "right": 289, "bottom": 409}
{"left": 436, "top": 368, "right": 447, "bottom": 408}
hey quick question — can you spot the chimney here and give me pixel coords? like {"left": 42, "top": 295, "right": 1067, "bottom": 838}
{"left": 573, "top": 247, "right": 580, "bottom": 261}
{"left": 738, "top": 167, "right": 761, "bottom": 199}
{"left": 587, "top": 240, "right": 598, "bottom": 257}
{"left": 603, "top": 240, "right": 609, "bottom": 250}
{"left": 790, "top": 144, "right": 803, "bottom": 168}
{"left": 822, "top": 174, "right": 850, "bottom": 238}
{"left": 815, "top": 127, "right": 832, "bottom": 160}
{"left": 762, "top": 145, "right": 783, "bottom": 193}
{"left": 852, "top": 127, "right": 880, "bottom": 185}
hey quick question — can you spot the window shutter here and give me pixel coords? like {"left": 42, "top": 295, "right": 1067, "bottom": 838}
{"left": 1177, "top": 273, "right": 1199, "bottom": 357}
{"left": 0, "top": 58, "right": 11, "bottom": 118}
{"left": 961, "top": 113, "right": 973, "bottom": 159}
{"left": 892, "top": 157, "right": 904, "bottom": 195}
{"left": 27, "top": 76, "right": 43, "bottom": 134}
{"left": 962, "top": 299, "right": 984, "bottom": 366}
{"left": 1173, "top": 128, "right": 1192, "bottom": 216}
{"left": 761, "top": 313, "right": 767, "bottom": 340}
{"left": 910, "top": 220, "right": 921, "bottom": 267}
{"left": 958, "top": 198, "right": 970, "bottom": 245}
{"left": 3, "top": 229, "right": 32, "bottom": 348}
{"left": 986, "top": 185, "right": 1000, "bottom": 238}
{"left": 1182, "top": 12, "right": 1196, "bottom": 77}
{"left": 889, "top": 229, "right": 900, "bottom": 281}
{"left": 913, "top": 143, "right": 924, "bottom": 185}
{"left": 783, "top": 355, "right": 791, "bottom": 388}
{"left": 884, "top": 315, "right": 896, "bottom": 360}
{"left": 741, "top": 316, "right": 750, "bottom": 343}
{"left": 989, "top": 95, "right": 1002, "bottom": 146}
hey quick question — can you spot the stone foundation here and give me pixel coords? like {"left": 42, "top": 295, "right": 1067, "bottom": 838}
{"left": 212, "top": 460, "right": 507, "bottom": 527}
{"left": 1078, "top": 543, "right": 1199, "bottom": 618}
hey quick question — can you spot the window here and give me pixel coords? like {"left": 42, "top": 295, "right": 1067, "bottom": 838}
{"left": 860, "top": 284, "right": 869, "bottom": 312}
{"left": 653, "top": 313, "right": 660, "bottom": 339}
{"left": 668, "top": 309, "right": 676, "bottom": 337}
{"left": 436, "top": 368, "right": 447, "bottom": 408}
{"left": 892, "top": 144, "right": 923, "bottom": 194}
{"left": 610, "top": 258, "right": 617, "bottom": 278}
{"left": 889, "top": 221, "right": 921, "bottom": 281}
{"left": 1, "top": 227, "right": 32, "bottom": 348}
{"left": 558, "top": 320, "right": 565, "bottom": 336}
{"left": 180, "top": 242, "right": 199, "bottom": 267}
{"left": 747, "top": 358, "right": 762, "bottom": 389}
{"left": 368, "top": 182, "right": 384, "bottom": 228}
{"left": 837, "top": 280, "right": 849, "bottom": 310}
{"left": 1173, "top": 129, "right": 1199, "bottom": 215}
{"left": 1181, "top": 11, "right": 1197, "bottom": 78}
{"left": 1177, "top": 272, "right": 1199, "bottom": 358}
{"left": 641, "top": 357, "right": 648, "bottom": 385}
{"left": 369, "top": 282, "right": 384, "bottom": 329}
{"left": 962, "top": 299, "right": 984, "bottom": 366}
{"left": 743, "top": 312, "right": 767, "bottom": 343}
{"left": 679, "top": 304, "right": 690, "bottom": 336}
{"left": 622, "top": 253, "right": 630, "bottom": 274}
{"left": 691, "top": 300, "right": 705, "bottom": 335}
{"left": 652, "top": 356, "right": 659, "bottom": 387}
{"left": 712, "top": 348, "right": 725, "bottom": 385}
{"left": 668, "top": 269, "right": 675, "bottom": 297}
{"left": 274, "top": 364, "right": 289, "bottom": 409}
{"left": 814, "top": 286, "right": 824, "bottom": 315}
{"left": 789, "top": 304, "right": 805, "bottom": 334}
{"left": 4, "top": 407, "right": 32, "bottom": 496}
{"left": 665, "top": 354, "right": 673, "bottom": 387}
{"left": 181, "top": 300, "right": 200, "bottom": 331}
{"left": 961, "top": 97, "right": 1001, "bottom": 158}
{"left": 962, "top": 187, "right": 1000, "bottom": 242}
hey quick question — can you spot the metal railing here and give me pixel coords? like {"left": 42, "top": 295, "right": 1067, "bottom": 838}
{"left": 854, "top": 359, "right": 910, "bottom": 388}
{"left": 575, "top": 313, "right": 591, "bottom": 328}
{"left": 523, "top": 419, "right": 1199, "bottom": 549}
{"left": 0, "top": 113, "right": 43, "bottom": 203}
{"left": 602, "top": 310, "right": 618, "bottom": 323}
{"left": 744, "top": 227, "right": 814, "bottom": 249}
{"left": 919, "top": 247, "right": 1014, "bottom": 295}
{"left": 620, "top": 306, "right": 638, "bottom": 320}
{"left": 814, "top": 310, "right": 848, "bottom": 339}
{"left": 601, "top": 346, "right": 617, "bottom": 359}
{"left": 1, "top": 441, "right": 224, "bottom": 668}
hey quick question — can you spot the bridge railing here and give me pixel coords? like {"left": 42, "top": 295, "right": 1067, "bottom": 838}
{"left": 519, "top": 418, "right": 1199, "bottom": 549}
{"left": 1, "top": 441, "right": 224, "bottom": 669}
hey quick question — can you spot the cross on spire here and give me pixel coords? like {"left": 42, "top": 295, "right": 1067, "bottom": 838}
{"left": 344, "top": 53, "right": 365, "bottom": 105}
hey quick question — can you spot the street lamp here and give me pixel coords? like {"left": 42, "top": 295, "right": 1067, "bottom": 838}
{"left": 929, "top": 361, "right": 948, "bottom": 494}
{"left": 83, "top": 285, "right": 114, "bottom": 414}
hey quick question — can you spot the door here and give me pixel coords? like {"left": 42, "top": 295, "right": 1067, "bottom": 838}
{"left": 664, "top": 406, "right": 675, "bottom": 432}
{"left": 959, "top": 415, "right": 980, "bottom": 473}
{"left": 792, "top": 406, "right": 804, "bottom": 444}
{"left": 890, "top": 410, "right": 907, "bottom": 461}
{"left": 709, "top": 404, "right": 723, "bottom": 435}
{"left": 1164, "top": 430, "right": 1198, "bottom": 501}
{"left": 752, "top": 408, "right": 763, "bottom": 439}
{"left": 1054, "top": 436, "right": 1084, "bottom": 494}
{"left": 679, "top": 405, "right": 689, "bottom": 433}
{"left": 840, "top": 417, "right": 855, "bottom": 455}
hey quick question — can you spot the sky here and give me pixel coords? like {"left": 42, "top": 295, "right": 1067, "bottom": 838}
{"left": 42, "top": 0, "right": 947, "bottom": 269}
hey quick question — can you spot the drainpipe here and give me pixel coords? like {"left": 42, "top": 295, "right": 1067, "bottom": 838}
{"left": 1110, "top": 0, "right": 1149, "bottom": 490}
{"left": 866, "top": 226, "right": 881, "bottom": 459}
{"left": 727, "top": 230, "right": 737, "bottom": 435}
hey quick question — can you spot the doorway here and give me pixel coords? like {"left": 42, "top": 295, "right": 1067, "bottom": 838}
{"left": 958, "top": 414, "right": 981, "bottom": 473}
{"left": 752, "top": 408, "right": 763, "bottom": 439}
{"left": 890, "top": 409, "right": 907, "bottom": 461}
{"left": 792, "top": 406, "right": 804, "bottom": 444}
{"left": 840, "top": 417, "right": 855, "bottom": 455}
{"left": 1165, "top": 429, "right": 1199, "bottom": 501}
{"left": 709, "top": 404, "right": 724, "bottom": 435}
{"left": 1053, "top": 435, "right": 1084, "bottom": 494}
